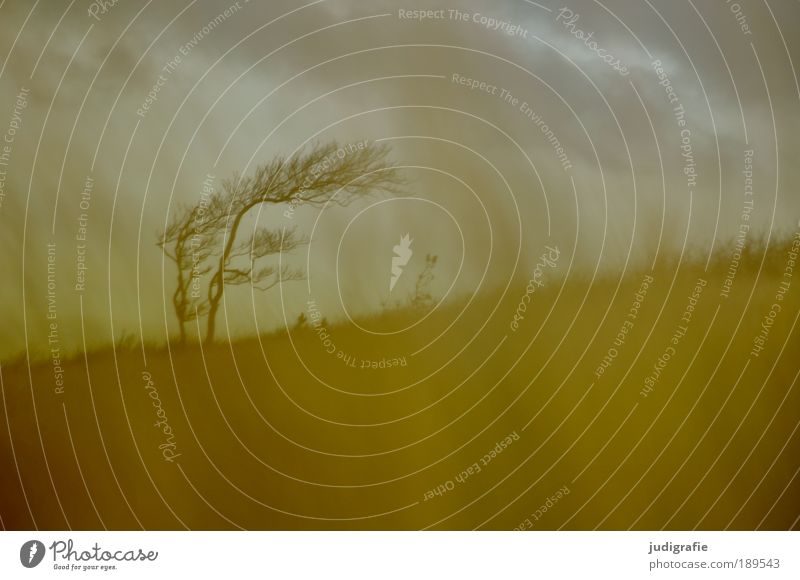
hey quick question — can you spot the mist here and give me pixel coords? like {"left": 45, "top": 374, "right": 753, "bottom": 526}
{"left": 1, "top": 0, "right": 798, "bottom": 358}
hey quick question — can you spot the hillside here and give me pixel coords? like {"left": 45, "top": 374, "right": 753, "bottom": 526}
{"left": 1, "top": 236, "right": 799, "bottom": 530}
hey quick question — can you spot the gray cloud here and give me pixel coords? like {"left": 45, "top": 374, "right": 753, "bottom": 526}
{"left": 0, "top": 0, "right": 797, "bottom": 358}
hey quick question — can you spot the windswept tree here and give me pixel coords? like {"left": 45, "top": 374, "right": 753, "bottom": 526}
{"left": 159, "top": 141, "right": 404, "bottom": 344}
{"left": 206, "top": 223, "right": 306, "bottom": 338}
{"left": 410, "top": 254, "right": 438, "bottom": 310}
{"left": 203, "top": 140, "right": 404, "bottom": 343}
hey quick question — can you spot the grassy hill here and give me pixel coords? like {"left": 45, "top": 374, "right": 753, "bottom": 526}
{"left": 1, "top": 236, "right": 799, "bottom": 530}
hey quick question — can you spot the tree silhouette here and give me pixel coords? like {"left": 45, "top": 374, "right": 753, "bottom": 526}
{"left": 202, "top": 140, "right": 404, "bottom": 343}
{"left": 157, "top": 197, "right": 224, "bottom": 344}
{"left": 410, "top": 254, "right": 438, "bottom": 310}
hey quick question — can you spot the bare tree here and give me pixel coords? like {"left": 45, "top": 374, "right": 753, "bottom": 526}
{"left": 157, "top": 196, "right": 224, "bottom": 344}
{"left": 215, "top": 223, "right": 305, "bottom": 292}
{"left": 410, "top": 254, "right": 438, "bottom": 310}
{"left": 204, "top": 141, "right": 404, "bottom": 343}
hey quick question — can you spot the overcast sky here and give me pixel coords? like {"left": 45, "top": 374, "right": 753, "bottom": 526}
{"left": 0, "top": 0, "right": 798, "bottom": 358}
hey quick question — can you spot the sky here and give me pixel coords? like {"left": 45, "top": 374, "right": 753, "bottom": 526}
{"left": 0, "top": 0, "right": 798, "bottom": 358}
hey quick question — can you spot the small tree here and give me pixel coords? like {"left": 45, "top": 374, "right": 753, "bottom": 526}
{"left": 410, "top": 254, "right": 438, "bottom": 310}
{"left": 203, "top": 141, "right": 404, "bottom": 343}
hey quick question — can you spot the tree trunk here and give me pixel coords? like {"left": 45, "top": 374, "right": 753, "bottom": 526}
{"left": 205, "top": 297, "right": 218, "bottom": 344}
{"left": 205, "top": 262, "right": 225, "bottom": 344}
{"left": 205, "top": 209, "right": 249, "bottom": 344}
